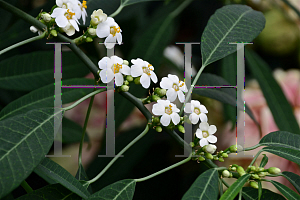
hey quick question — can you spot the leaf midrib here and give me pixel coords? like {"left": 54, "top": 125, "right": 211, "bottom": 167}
{"left": 221, "top": 174, "right": 250, "bottom": 200}
{"left": 198, "top": 169, "right": 217, "bottom": 200}
{"left": 113, "top": 180, "right": 135, "bottom": 200}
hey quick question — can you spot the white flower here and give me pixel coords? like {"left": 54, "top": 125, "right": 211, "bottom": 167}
{"left": 204, "top": 144, "right": 217, "bottom": 154}
{"left": 61, "top": 22, "right": 75, "bottom": 36}
{"left": 184, "top": 100, "right": 208, "bottom": 124}
{"left": 41, "top": 13, "right": 52, "bottom": 22}
{"left": 51, "top": 8, "right": 79, "bottom": 32}
{"left": 96, "top": 17, "right": 122, "bottom": 49}
{"left": 131, "top": 58, "right": 158, "bottom": 89}
{"left": 90, "top": 9, "right": 107, "bottom": 26}
{"left": 98, "top": 56, "right": 131, "bottom": 86}
{"left": 56, "top": 0, "right": 78, "bottom": 10}
{"left": 196, "top": 122, "right": 217, "bottom": 147}
{"left": 74, "top": 0, "right": 87, "bottom": 24}
{"left": 160, "top": 74, "right": 188, "bottom": 103}
{"left": 152, "top": 100, "right": 180, "bottom": 126}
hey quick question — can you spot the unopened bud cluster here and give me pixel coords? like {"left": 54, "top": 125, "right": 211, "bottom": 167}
{"left": 151, "top": 116, "right": 186, "bottom": 133}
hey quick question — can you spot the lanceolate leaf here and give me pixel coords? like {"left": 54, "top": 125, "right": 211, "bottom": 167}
{"left": 220, "top": 174, "right": 251, "bottom": 200}
{"left": 34, "top": 158, "right": 90, "bottom": 199}
{"left": 259, "top": 154, "right": 268, "bottom": 168}
{"left": 269, "top": 180, "right": 300, "bottom": 200}
{"left": 87, "top": 179, "right": 136, "bottom": 200}
{"left": 0, "top": 108, "right": 64, "bottom": 198}
{"left": 182, "top": 168, "right": 219, "bottom": 200}
{"left": 18, "top": 184, "right": 81, "bottom": 200}
{"left": 259, "top": 131, "right": 300, "bottom": 150}
{"left": 201, "top": 5, "right": 265, "bottom": 67}
{"left": 242, "top": 187, "right": 285, "bottom": 200}
{"left": 245, "top": 48, "right": 300, "bottom": 135}
{"left": 262, "top": 146, "right": 300, "bottom": 165}
{"left": 281, "top": 171, "right": 300, "bottom": 194}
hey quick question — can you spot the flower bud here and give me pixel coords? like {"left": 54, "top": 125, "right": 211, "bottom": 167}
{"left": 178, "top": 125, "right": 185, "bottom": 133}
{"left": 229, "top": 172, "right": 233, "bottom": 178}
{"left": 126, "top": 75, "right": 133, "bottom": 82}
{"left": 50, "top": 29, "right": 57, "bottom": 37}
{"left": 213, "top": 156, "right": 219, "bottom": 160}
{"left": 258, "top": 172, "right": 267, "bottom": 177}
{"left": 87, "top": 28, "right": 96, "bottom": 36}
{"left": 251, "top": 174, "right": 260, "bottom": 179}
{"left": 189, "top": 142, "right": 194, "bottom": 147}
{"left": 231, "top": 167, "right": 236, "bottom": 171}
{"left": 134, "top": 77, "right": 140, "bottom": 84}
{"left": 124, "top": 80, "right": 129, "bottom": 85}
{"left": 86, "top": 37, "right": 93, "bottom": 42}
{"left": 237, "top": 166, "right": 246, "bottom": 176}
{"left": 267, "top": 167, "right": 281, "bottom": 175}
{"left": 203, "top": 144, "right": 217, "bottom": 154}
{"left": 222, "top": 153, "right": 228, "bottom": 158}
{"left": 123, "top": 60, "right": 129, "bottom": 66}
{"left": 155, "top": 88, "right": 166, "bottom": 97}
{"left": 218, "top": 157, "right": 224, "bottom": 162}
{"left": 198, "top": 156, "right": 205, "bottom": 161}
{"left": 250, "top": 181, "right": 258, "bottom": 189}
{"left": 155, "top": 126, "right": 162, "bottom": 132}
{"left": 222, "top": 170, "right": 230, "bottom": 178}
{"left": 151, "top": 95, "right": 161, "bottom": 102}
{"left": 229, "top": 145, "right": 243, "bottom": 153}
{"left": 120, "top": 85, "right": 129, "bottom": 92}
{"left": 30, "top": 26, "right": 38, "bottom": 33}
{"left": 257, "top": 167, "right": 265, "bottom": 172}
{"left": 90, "top": 9, "right": 107, "bottom": 26}
{"left": 249, "top": 166, "right": 256, "bottom": 172}
{"left": 41, "top": 13, "right": 51, "bottom": 22}
{"left": 205, "top": 153, "right": 213, "bottom": 160}
{"left": 152, "top": 117, "right": 160, "bottom": 125}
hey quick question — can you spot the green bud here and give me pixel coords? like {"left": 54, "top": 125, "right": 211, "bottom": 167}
{"left": 213, "top": 156, "right": 218, "bottom": 160}
{"left": 229, "top": 144, "right": 243, "bottom": 153}
{"left": 155, "top": 126, "right": 162, "bottom": 132}
{"left": 134, "top": 77, "right": 140, "bottom": 84}
{"left": 219, "top": 157, "right": 224, "bottom": 162}
{"left": 41, "top": 13, "right": 51, "bottom": 22}
{"left": 251, "top": 174, "right": 260, "bottom": 180}
{"left": 126, "top": 75, "right": 133, "bottom": 82}
{"left": 152, "top": 117, "right": 160, "bottom": 125}
{"left": 222, "top": 153, "right": 228, "bottom": 158}
{"left": 189, "top": 142, "right": 195, "bottom": 148}
{"left": 198, "top": 156, "right": 205, "bottom": 161}
{"left": 250, "top": 166, "right": 256, "bottom": 172}
{"left": 120, "top": 85, "right": 129, "bottom": 92}
{"left": 86, "top": 37, "right": 93, "bottom": 42}
{"left": 151, "top": 95, "right": 161, "bottom": 102}
{"left": 231, "top": 167, "right": 236, "bottom": 171}
{"left": 158, "top": 89, "right": 167, "bottom": 97}
{"left": 40, "top": 19, "right": 46, "bottom": 24}
{"left": 50, "top": 29, "right": 57, "bottom": 37}
{"left": 250, "top": 181, "right": 259, "bottom": 189}
{"left": 88, "top": 28, "right": 96, "bottom": 36}
{"left": 178, "top": 125, "right": 185, "bottom": 133}
{"left": 237, "top": 166, "right": 246, "bottom": 176}
{"left": 124, "top": 80, "right": 129, "bottom": 85}
{"left": 205, "top": 153, "right": 213, "bottom": 160}
{"left": 267, "top": 167, "right": 281, "bottom": 175}
{"left": 229, "top": 172, "right": 233, "bottom": 178}
{"left": 203, "top": 144, "right": 217, "bottom": 154}
{"left": 123, "top": 60, "right": 129, "bottom": 66}
{"left": 258, "top": 172, "right": 267, "bottom": 177}
{"left": 257, "top": 167, "right": 265, "bottom": 172}
{"left": 222, "top": 170, "right": 230, "bottom": 178}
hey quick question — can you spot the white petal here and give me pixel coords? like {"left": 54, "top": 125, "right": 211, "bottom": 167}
{"left": 199, "top": 122, "right": 209, "bottom": 131}
{"left": 192, "top": 100, "right": 201, "bottom": 108}
{"left": 56, "top": 0, "right": 62, "bottom": 7}
{"left": 100, "top": 69, "right": 114, "bottom": 83}
{"left": 120, "top": 65, "right": 131, "bottom": 75}
{"left": 168, "top": 74, "right": 179, "bottom": 84}
{"left": 98, "top": 57, "right": 110, "bottom": 70}
{"left": 69, "top": 19, "right": 79, "bottom": 31}
{"left": 199, "top": 113, "right": 208, "bottom": 122}
{"left": 160, "top": 114, "right": 171, "bottom": 126}
{"left": 152, "top": 103, "right": 165, "bottom": 116}
{"left": 160, "top": 77, "right": 173, "bottom": 89}
{"left": 184, "top": 103, "right": 192, "bottom": 113}
{"left": 104, "top": 35, "right": 116, "bottom": 49}
{"left": 105, "top": 17, "right": 115, "bottom": 26}
{"left": 56, "top": 16, "right": 68, "bottom": 28}
{"left": 180, "top": 84, "right": 188, "bottom": 92}
{"left": 166, "top": 88, "right": 177, "bottom": 102}
{"left": 189, "top": 113, "right": 199, "bottom": 124}
{"left": 208, "top": 125, "right": 217, "bottom": 135}
{"left": 150, "top": 71, "right": 157, "bottom": 83}
{"left": 177, "top": 91, "right": 185, "bottom": 103}
{"left": 115, "top": 73, "right": 123, "bottom": 86}
{"left": 200, "top": 138, "right": 209, "bottom": 147}
{"left": 171, "top": 113, "right": 180, "bottom": 125}
{"left": 200, "top": 105, "right": 208, "bottom": 113}
{"left": 195, "top": 129, "right": 203, "bottom": 139}
{"left": 51, "top": 8, "right": 65, "bottom": 17}
{"left": 131, "top": 65, "right": 143, "bottom": 77}
{"left": 140, "top": 73, "right": 150, "bottom": 89}
{"left": 116, "top": 33, "right": 122, "bottom": 45}
{"left": 111, "top": 56, "right": 123, "bottom": 64}
{"left": 172, "top": 106, "right": 180, "bottom": 113}
{"left": 207, "top": 135, "right": 217, "bottom": 143}
{"left": 96, "top": 25, "right": 110, "bottom": 38}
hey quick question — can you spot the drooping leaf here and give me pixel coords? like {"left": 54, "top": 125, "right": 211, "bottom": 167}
{"left": 259, "top": 154, "right": 268, "bottom": 168}
{"left": 87, "top": 179, "right": 136, "bottom": 200}
{"left": 0, "top": 78, "right": 100, "bottom": 120}
{"left": 281, "top": 171, "right": 300, "bottom": 194}
{"left": 262, "top": 146, "right": 300, "bottom": 165}
{"left": 61, "top": 118, "right": 89, "bottom": 144}
{"left": 242, "top": 187, "right": 285, "bottom": 200}
{"left": 269, "top": 180, "right": 300, "bottom": 200}
{"left": 33, "top": 158, "right": 90, "bottom": 199}
{"left": 0, "top": 51, "right": 90, "bottom": 91}
{"left": 220, "top": 173, "right": 251, "bottom": 200}
{"left": 245, "top": 48, "right": 300, "bottom": 135}
{"left": 201, "top": 5, "right": 265, "bottom": 67}
{"left": 182, "top": 168, "right": 219, "bottom": 200}
{"left": 0, "top": 108, "right": 63, "bottom": 198}
{"left": 17, "top": 183, "right": 81, "bottom": 200}
{"left": 259, "top": 131, "right": 300, "bottom": 150}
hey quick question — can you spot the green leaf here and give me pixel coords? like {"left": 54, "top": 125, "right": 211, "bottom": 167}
{"left": 87, "top": 179, "right": 136, "bottom": 200}
{"left": 194, "top": 73, "right": 257, "bottom": 123}
{"left": 281, "top": 171, "right": 300, "bottom": 194}
{"left": 259, "top": 131, "right": 300, "bottom": 150}
{"left": 0, "top": 108, "right": 63, "bottom": 198}
{"left": 259, "top": 154, "right": 268, "bottom": 167}
{"left": 17, "top": 183, "right": 81, "bottom": 200}
{"left": 121, "top": 0, "right": 154, "bottom": 7}
{"left": 262, "top": 146, "right": 300, "bottom": 165}
{"left": 220, "top": 173, "right": 251, "bottom": 200}
{"left": 75, "top": 163, "right": 93, "bottom": 194}
{"left": 0, "top": 51, "right": 90, "bottom": 91}
{"left": 242, "top": 187, "right": 285, "bottom": 200}
{"left": 245, "top": 48, "right": 300, "bottom": 135}
{"left": 0, "top": 78, "right": 101, "bottom": 120}
{"left": 62, "top": 118, "right": 89, "bottom": 144}
{"left": 33, "top": 158, "right": 90, "bottom": 199}
{"left": 201, "top": 5, "right": 265, "bottom": 67}
{"left": 258, "top": 181, "right": 262, "bottom": 200}
{"left": 182, "top": 168, "right": 219, "bottom": 200}
{"left": 269, "top": 180, "right": 300, "bottom": 200}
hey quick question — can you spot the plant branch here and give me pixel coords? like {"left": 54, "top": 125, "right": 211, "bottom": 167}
{"left": 281, "top": 0, "right": 300, "bottom": 18}
{"left": 20, "top": 180, "right": 33, "bottom": 193}
{"left": 244, "top": 144, "right": 262, "bottom": 151}
{"left": 249, "top": 149, "right": 263, "bottom": 166}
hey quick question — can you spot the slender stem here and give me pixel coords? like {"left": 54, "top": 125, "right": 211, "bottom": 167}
{"left": 20, "top": 180, "right": 33, "bottom": 193}
{"left": 265, "top": 173, "right": 282, "bottom": 177}
{"left": 244, "top": 144, "right": 262, "bottom": 151}
{"left": 169, "top": 0, "right": 193, "bottom": 18}
{"left": 249, "top": 149, "right": 263, "bottom": 166}
{"left": 135, "top": 153, "right": 192, "bottom": 182}
{"left": 221, "top": 178, "right": 230, "bottom": 188}
{"left": 109, "top": 4, "right": 124, "bottom": 18}
{"left": 0, "top": 32, "right": 46, "bottom": 55}
{"left": 88, "top": 125, "right": 150, "bottom": 184}
{"left": 219, "top": 178, "right": 223, "bottom": 196}
{"left": 238, "top": 189, "right": 242, "bottom": 200}
{"left": 281, "top": 0, "right": 300, "bottom": 18}
{"left": 63, "top": 89, "right": 105, "bottom": 111}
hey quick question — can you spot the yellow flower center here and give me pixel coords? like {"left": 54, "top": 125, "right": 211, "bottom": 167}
{"left": 112, "top": 63, "right": 122, "bottom": 74}
{"left": 142, "top": 64, "right": 153, "bottom": 76}
{"left": 179, "top": 81, "right": 185, "bottom": 87}
{"left": 202, "top": 131, "right": 209, "bottom": 138}
{"left": 110, "top": 26, "right": 121, "bottom": 37}
{"left": 64, "top": 9, "right": 75, "bottom": 20}
{"left": 82, "top": 1, "right": 87, "bottom": 9}
{"left": 165, "top": 104, "right": 173, "bottom": 115}
{"left": 194, "top": 108, "right": 200, "bottom": 115}
{"left": 172, "top": 83, "right": 179, "bottom": 91}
